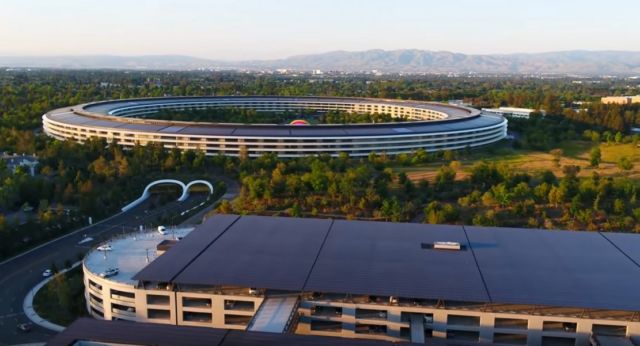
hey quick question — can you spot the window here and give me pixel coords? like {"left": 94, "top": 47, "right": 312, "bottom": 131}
{"left": 495, "top": 318, "right": 528, "bottom": 330}
{"left": 224, "top": 300, "right": 255, "bottom": 311}
{"left": 541, "top": 336, "right": 575, "bottom": 346}
{"left": 355, "top": 308, "right": 387, "bottom": 320}
{"left": 91, "top": 307, "right": 104, "bottom": 318}
{"left": 112, "top": 303, "right": 135, "bottom": 314}
{"left": 147, "top": 308, "right": 170, "bottom": 320}
{"left": 183, "top": 311, "right": 212, "bottom": 323}
{"left": 543, "top": 321, "right": 576, "bottom": 333}
{"left": 447, "top": 315, "right": 480, "bottom": 327}
{"left": 355, "top": 324, "right": 387, "bottom": 335}
{"left": 592, "top": 324, "right": 627, "bottom": 337}
{"left": 224, "top": 314, "right": 251, "bottom": 326}
{"left": 182, "top": 296, "right": 211, "bottom": 308}
{"left": 310, "top": 320, "right": 342, "bottom": 332}
{"left": 311, "top": 305, "right": 342, "bottom": 317}
{"left": 89, "top": 293, "right": 103, "bottom": 304}
{"left": 146, "top": 294, "right": 170, "bottom": 306}
{"left": 88, "top": 280, "right": 102, "bottom": 291}
{"left": 110, "top": 289, "right": 135, "bottom": 300}
{"left": 494, "top": 333, "right": 527, "bottom": 345}
{"left": 447, "top": 330, "right": 479, "bottom": 341}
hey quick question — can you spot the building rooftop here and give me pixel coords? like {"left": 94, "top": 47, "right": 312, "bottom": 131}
{"left": 84, "top": 226, "right": 194, "bottom": 285}
{"left": 46, "top": 318, "right": 471, "bottom": 346}
{"left": 45, "top": 96, "right": 507, "bottom": 138}
{"left": 133, "top": 215, "right": 640, "bottom": 312}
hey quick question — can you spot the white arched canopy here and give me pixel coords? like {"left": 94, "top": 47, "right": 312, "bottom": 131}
{"left": 121, "top": 179, "right": 213, "bottom": 212}
{"left": 179, "top": 180, "right": 214, "bottom": 201}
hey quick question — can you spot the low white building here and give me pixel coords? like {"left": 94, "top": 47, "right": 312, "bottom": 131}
{"left": 482, "top": 107, "right": 543, "bottom": 119}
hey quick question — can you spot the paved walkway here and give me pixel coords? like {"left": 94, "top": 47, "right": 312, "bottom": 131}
{"left": 22, "top": 262, "right": 82, "bottom": 332}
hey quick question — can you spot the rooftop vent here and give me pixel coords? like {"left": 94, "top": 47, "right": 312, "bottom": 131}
{"left": 434, "top": 241, "right": 461, "bottom": 250}
{"left": 422, "top": 241, "right": 465, "bottom": 251}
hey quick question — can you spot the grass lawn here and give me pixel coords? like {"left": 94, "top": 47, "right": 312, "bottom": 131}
{"left": 33, "top": 265, "right": 87, "bottom": 326}
{"left": 395, "top": 141, "right": 640, "bottom": 183}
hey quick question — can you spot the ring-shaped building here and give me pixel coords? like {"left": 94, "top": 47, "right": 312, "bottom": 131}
{"left": 43, "top": 96, "right": 507, "bottom": 157}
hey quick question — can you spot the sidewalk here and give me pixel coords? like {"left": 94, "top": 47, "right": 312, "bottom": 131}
{"left": 22, "top": 262, "right": 82, "bottom": 332}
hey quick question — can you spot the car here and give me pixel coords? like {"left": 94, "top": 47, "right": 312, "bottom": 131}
{"left": 16, "top": 323, "right": 32, "bottom": 333}
{"left": 100, "top": 267, "right": 119, "bottom": 278}
{"left": 97, "top": 244, "right": 113, "bottom": 251}
{"left": 42, "top": 269, "right": 52, "bottom": 277}
{"left": 157, "top": 226, "right": 168, "bottom": 235}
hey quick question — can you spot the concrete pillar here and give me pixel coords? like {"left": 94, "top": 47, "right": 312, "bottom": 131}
{"left": 387, "top": 309, "right": 402, "bottom": 338}
{"left": 479, "top": 315, "right": 494, "bottom": 344}
{"left": 527, "top": 318, "right": 543, "bottom": 346}
{"left": 628, "top": 323, "right": 640, "bottom": 345}
{"left": 211, "top": 295, "right": 226, "bottom": 328}
{"left": 576, "top": 320, "right": 593, "bottom": 346}
{"left": 342, "top": 306, "right": 357, "bottom": 338}
{"left": 432, "top": 310, "right": 448, "bottom": 339}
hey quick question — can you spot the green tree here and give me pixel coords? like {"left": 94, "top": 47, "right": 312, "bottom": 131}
{"left": 618, "top": 156, "right": 633, "bottom": 171}
{"left": 590, "top": 147, "right": 601, "bottom": 168}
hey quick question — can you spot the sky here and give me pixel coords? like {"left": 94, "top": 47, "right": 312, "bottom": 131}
{"left": 1, "top": 0, "right": 639, "bottom": 60}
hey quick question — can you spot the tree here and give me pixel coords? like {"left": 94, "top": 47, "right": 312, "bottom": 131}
{"left": 435, "top": 165, "right": 456, "bottom": 190}
{"left": 490, "top": 184, "right": 512, "bottom": 207}
{"left": 562, "top": 165, "right": 581, "bottom": 178}
{"left": 550, "top": 149, "right": 563, "bottom": 167}
{"left": 590, "top": 147, "right": 601, "bottom": 168}
{"left": 618, "top": 156, "right": 633, "bottom": 171}
{"left": 548, "top": 186, "right": 564, "bottom": 207}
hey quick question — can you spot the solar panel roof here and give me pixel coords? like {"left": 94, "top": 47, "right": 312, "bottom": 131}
{"left": 133, "top": 215, "right": 640, "bottom": 311}
{"left": 132, "top": 214, "right": 239, "bottom": 282}
{"left": 46, "top": 318, "right": 228, "bottom": 346}
{"left": 172, "top": 215, "right": 333, "bottom": 290}
{"left": 304, "top": 221, "right": 490, "bottom": 302}
{"left": 50, "top": 318, "right": 470, "bottom": 346}
{"left": 465, "top": 226, "right": 640, "bottom": 310}
{"left": 601, "top": 232, "right": 640, "bottom": 266}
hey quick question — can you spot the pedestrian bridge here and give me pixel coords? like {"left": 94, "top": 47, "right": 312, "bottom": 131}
{"left": 121, "top": 179, "right": 213, "bottom": 212}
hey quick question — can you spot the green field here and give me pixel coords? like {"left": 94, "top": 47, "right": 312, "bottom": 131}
{"left": 395, "top": 141, "right": 640, "bottom": 182}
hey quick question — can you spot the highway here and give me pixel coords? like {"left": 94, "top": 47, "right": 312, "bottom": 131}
{"left": 0, "top": 177, "right": 237, "bottom": 346}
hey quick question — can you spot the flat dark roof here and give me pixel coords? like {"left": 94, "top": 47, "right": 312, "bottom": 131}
{"left": 173, "top": 216, "right": 333, "bottom": 290}
{"left": 465, "top": 226, "right": 640, "bottom": 310}
{"left": 133, "top": 214, "right": 240, "bottom": 282}
{"left": 45, "top": 96, "right": 504, "bottom": 138}
{"left": 46, "top": 318, "right": 470, "bottom": 346}
{"left": 305, "top": 221, "right": 489, "bottom": 302}
{"left": 134, "top": 215, "right": 640, "bottom": 311}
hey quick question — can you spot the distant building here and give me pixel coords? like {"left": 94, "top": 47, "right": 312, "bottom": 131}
{"left": 44, "top": 96, "right": 507, "bottom": 158}
{"left": 601, "top": 95, "right": 640, "bottom": 105}
{"left": 447, "top": 99, "right": 472, "bottom": 107}
{"left": 83, "top": 214, "right": 640, "bottom": 345}
{"left": 1, "top": 153, "right": 38, "bottom": 176}
{"left": 481, "top": 107, "right": 542, "bottom": 119}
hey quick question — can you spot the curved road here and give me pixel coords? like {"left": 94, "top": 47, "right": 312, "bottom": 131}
{"left": 0, "top": 176, "right": 239, "bottom": 345}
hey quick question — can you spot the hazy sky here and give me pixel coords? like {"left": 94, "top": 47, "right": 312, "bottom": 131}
{"left": 1, "top": 0, "right": 639, "bottom": 60}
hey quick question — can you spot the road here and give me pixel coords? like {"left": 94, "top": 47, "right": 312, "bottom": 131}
{"left": 0, "top": 193, "right": 215, "bottom": 345}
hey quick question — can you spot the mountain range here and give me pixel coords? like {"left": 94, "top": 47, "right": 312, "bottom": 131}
{"left": 2, "top": 50, "right": 640, "bottom": 75}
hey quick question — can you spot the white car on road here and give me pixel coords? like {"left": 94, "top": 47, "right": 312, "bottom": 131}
{"left": 42, "top": 269, "right": 52, "bottom": 277}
